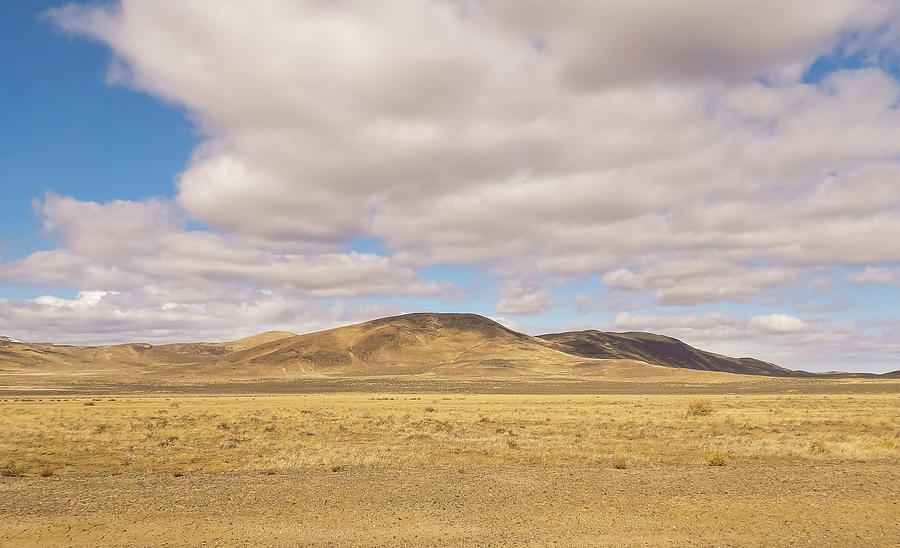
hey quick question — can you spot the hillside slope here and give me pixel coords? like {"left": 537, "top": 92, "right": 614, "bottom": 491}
{"left": 0, "top": 315, "right": 737, "bottom": 381}
{"left": 538, "top": 330, "right": 808, "bottom": 377}
{"left": 207, "top": 313, "right": 600, "bottom": 377}
{"left": 3, "top": 314, "right": 889, "bottom": 380}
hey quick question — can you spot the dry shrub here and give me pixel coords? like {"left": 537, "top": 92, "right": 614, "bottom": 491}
{"left": 687, "top": 399, "right": 714, "bottom": 417}
{"left": 612, "top": 444, "right": 628, "bottom": 469}
{"left": 1, "top": 463, "right": 25, "bottom": 477}
{"left": 707, "top": 449, "right": 728, "bottom": 466}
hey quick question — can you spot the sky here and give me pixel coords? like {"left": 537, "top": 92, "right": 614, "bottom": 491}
{"left": 2, "top": 1, "right": 900, "bottom": 373}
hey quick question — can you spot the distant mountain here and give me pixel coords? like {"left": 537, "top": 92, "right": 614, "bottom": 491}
{"left": 0, "top": 313, "right": 893, "bottom": 380}
{"left": 0, "top": 336, "right": 21, "bottom": 343}
{"left": 538, "top": 330, "right": 808, "bottom": 377}
{"left": 0, "top": 313, "right": 720, "bottom": 381}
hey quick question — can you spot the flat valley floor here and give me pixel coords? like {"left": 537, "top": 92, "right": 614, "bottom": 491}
{"left": 1, "top": 379, "right": 898, "bottom": 546}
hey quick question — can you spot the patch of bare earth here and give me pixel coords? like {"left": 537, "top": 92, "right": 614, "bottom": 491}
{"left": 0, "top": 387, "right": 896, "bottom": 546}
{"left": 1, "top": 464, "right": 896, "bottom": 546}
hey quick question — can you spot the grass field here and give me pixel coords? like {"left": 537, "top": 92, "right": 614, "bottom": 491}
{"left": 1, "top": 387, "right": 898, "bottom": 545}
{"left": 1, "top": 392, "right": 898, "bottom": 475}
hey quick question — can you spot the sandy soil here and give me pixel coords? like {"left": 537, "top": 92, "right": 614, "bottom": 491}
{"left": 1, "top": 381, "right": 896, "bottom": 546}
{"left": 1, "top": 463, "right": 896, "bottom": 547}
{"left": 2, "top": 375, "right": 899, "bottom": 396}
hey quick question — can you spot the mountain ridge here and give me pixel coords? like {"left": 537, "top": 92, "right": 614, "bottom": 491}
{"left": 537, "top": 329, "right": 808, "bottom": 377}
{"left": 1, "top": 314, "right": 894, "bottom": 378}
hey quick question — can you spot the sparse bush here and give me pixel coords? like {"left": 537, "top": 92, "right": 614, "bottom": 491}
{"left": 1, "top": 463, "right": 25, "bottom": 477}
{"left": 39, "top": 468, "right": 54, "bottom": 477}
{"left": 159, "top": 435, "right": 179, "bottom": 447}
{"left": 83, "top": 401, "right": 95, "bottom": 407}
{"left": 424, "top": 407, "right": 436, "bottom": 413}
{"left": 707, "top": 449, "right": 728, "bottom": 466}
{"left": 94, "top": 424, "right": 108, "bottom": 434}
{"left": 687, "top": 399, "right": 714, "bottom": 417}
{"left": 612, "top": 457, "right": 627, "bottom": 469}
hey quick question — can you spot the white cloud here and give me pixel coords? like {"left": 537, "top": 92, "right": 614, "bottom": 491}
{"left": 495, "top": 283, "right": 553, "bottom": 316}
{"left": 43, "top": 1, "right": 900, "bottom": 283}
{"left": 0, "top": 0, "right": 888, "bottom": 371}
{"left": 0, "top": 291, "right": 401, "bottom": 346}
{"left": 602, "top": 261, "right": 797, "bottom": 305}
{"left": 847, "top": 266, "right": 900, "bottom": 286}
{"left": 34, "top": 291, "right": 110, "bottom": 309}
{"left": 0, "top": 194, "right": 453, "bottom": 299}
{"left": 749, "top": 314, "right": 808, "bottom": 334}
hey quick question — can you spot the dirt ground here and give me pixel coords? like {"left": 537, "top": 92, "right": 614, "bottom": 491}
{"left": 0, "top": 380, "right": 897, "bottom": 546}
{"left": 2, "top": 375, "right": 899, "bottom": 396}
{"left": 1, "top": 463, "right": 897, "bottom": 546}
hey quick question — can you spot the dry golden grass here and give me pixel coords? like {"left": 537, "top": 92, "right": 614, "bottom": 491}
{"left": 687, "top": 398, "right": 714, "bottom": 416}
{"left": 706, "top": 448, "right": 728, "bottom": 466}
{"left": 0, "top": 393, "right": 897, "bottom": 476}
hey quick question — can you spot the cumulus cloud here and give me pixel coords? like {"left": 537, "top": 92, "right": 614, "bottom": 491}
{"left": 749, "top": 314, "right": 808, "bottom": 334}
{"left": 0, "top": 194, "right": 452, "bottom": 299}
{"left": 495, "top": 283, "right": 553, "bottom": 316}
{"left": 0, "top": 290, "right": 401, "bottom": 346}
{"left": 847, "top": 266, "right": 900, "bottom": 286}
{"left": 0, "top": 0, "right": 890, "bottom": 370}
{"left": 44, "top": 1, "right": 900, "bottom": 283}
{"left": 602, "top": 262, "right": 797, "bottom": 306}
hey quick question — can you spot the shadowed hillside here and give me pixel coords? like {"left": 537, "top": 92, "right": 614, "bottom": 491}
{"left": 209, "top": 313, "right": 620, "bottom": 377}
{"left": 538, "top": 330, "right": 809, "bottom": 377}
{"left": 1, "top": 313, "right": 893, "bottom": 381}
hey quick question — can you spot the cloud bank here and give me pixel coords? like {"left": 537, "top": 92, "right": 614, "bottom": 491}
{"left": 1, "top": 1, "right": 899, "bottom": 371}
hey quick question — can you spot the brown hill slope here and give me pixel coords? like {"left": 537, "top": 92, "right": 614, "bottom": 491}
{"left": 538, "top": 330, "right": 808, "bottom": 377}
{"left": 4, "top": 313, "right": 888, "bottom": 380}
{"left": 208, "top": 313, "right": 599, "bottom": 377}
{"left": 0, "top": 314, "right": 740, "bottom": 381}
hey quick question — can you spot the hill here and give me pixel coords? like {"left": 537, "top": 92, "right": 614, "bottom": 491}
{"left": 0, "top": 315, "right": 733, "bottom": 381}
{"left": 193, "top": 313, "right": 684, "bottom": 378}
{"left": 1, "top": 314, "right": 893, "bottom": 381}
{"left": 538, "top": 330, "right": 807, "bottom": 377}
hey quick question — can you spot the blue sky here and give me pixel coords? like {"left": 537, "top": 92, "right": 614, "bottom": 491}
{"left": 2, "top": 1, "right": 900, "bottom": 372}
{"left": 1, "top": 2, "right": 193, "bottom": 259}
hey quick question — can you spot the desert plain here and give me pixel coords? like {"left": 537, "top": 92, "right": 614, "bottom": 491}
{"left": 1, "top": 378, "right": 898, "bottom": 546}
{"left": 1, "top": 315, "right": 898, "bottom": 546}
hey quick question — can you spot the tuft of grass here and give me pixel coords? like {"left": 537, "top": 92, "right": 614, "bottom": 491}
{"left": 707, "top": 449, "right": 728, "bottom": 466}
{"left": 687, "top": 399, "right": 714, "bottom": 417}
{"left": 612, "top": 458, "right": 627, "bottom": 469}
{"left": 1, "top": 463, "right": 26, "bottom": 477}
{"left": 39, "top": 467, "right": 55, "bottom": 477}
{"left": 159, "top": 435, "right": 179, "bottom": 447}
